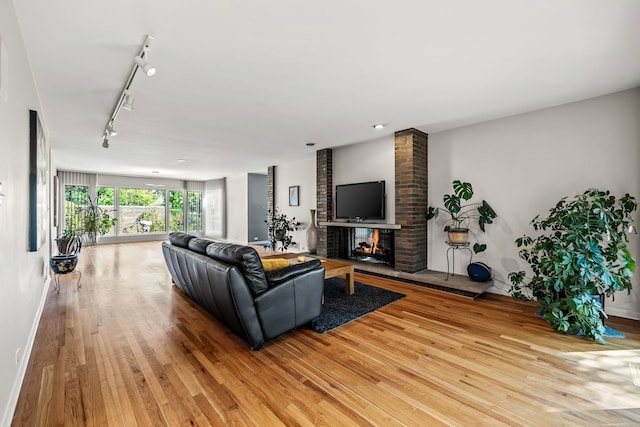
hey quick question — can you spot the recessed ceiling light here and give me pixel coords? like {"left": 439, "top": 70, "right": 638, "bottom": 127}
{"left": 177, "top": 158, "right": 187, "bottom": 163}
{"left": 372, "top": 123, "right": 385, "bottom": 129}
{"left": 306, "top": 142, "right": 316, "bottom": 147}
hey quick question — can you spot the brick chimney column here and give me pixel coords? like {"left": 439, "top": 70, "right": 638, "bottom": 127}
{"left": 316, "top": 149, "right": 339, "bottom": 258}
{"left": 267, "top": 166, "right": 275, "bottom": 216}
{"left": 394, "top": 128, "right": 428, "bottom": 273}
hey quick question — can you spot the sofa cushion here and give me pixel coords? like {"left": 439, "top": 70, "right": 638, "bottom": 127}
{"left": 169, "top": 232, "right": 195, "bottom": 248}
{"left": 261, "top": 258, "right": 290, "bottom": 272}
{"left": 206, "top": 242, "right": 268, "bottom": 295}
{"left": 188, "top": 238, "right": 215, "bottom": 255}
{"left": 265, "top": 259, "right": 322, "bottom": 286}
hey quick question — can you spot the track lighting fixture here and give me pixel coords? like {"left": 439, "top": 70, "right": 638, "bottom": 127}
{"left": 107, "top": 122, "right": 117, "bottom": 136}
{"left": 135, "top": 55, "right": 157, "bottom": 77}
{"left": 122, "top": 93, "right": 134, "bottom": 111}
{"left": 100, "top": 34, "right": 156, "bottom": 147}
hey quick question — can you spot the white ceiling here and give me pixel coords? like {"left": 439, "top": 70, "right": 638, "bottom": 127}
{"left": 13, "top": 0, "right": 640, "bottom": 181}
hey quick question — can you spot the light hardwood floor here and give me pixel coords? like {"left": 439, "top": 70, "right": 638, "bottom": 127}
{"left": 12, "top": 242, "right": 640, "bottom": 426}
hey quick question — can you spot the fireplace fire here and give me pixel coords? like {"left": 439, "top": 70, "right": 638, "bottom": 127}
{"left": 350, "top": 228, "right": 394, "bottom": 266}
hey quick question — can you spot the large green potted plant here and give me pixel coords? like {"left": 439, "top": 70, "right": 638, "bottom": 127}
{"left": 82, "top": 196, "right": 118, "bottom": 246}
{"left": 266, "top": 208, "right": 301, "bottom": 251}
{"left": 508, "top": 188, "right": 637, "bottom": 343}
{"left": 426, "top": 179, "right": 497, "bottom": 253}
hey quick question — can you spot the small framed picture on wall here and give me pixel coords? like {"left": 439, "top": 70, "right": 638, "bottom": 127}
{"left": 289, "top": 186, "right": 299, "bottom": 206}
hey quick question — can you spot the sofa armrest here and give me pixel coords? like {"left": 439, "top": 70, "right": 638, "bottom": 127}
{"left": 265, "top": 258, "right": 322, "bottom": 286}
{"left": 254, "top": 267, "right": 325, "bottom": 340}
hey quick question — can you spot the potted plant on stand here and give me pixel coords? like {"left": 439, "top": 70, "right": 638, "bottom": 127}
{"left": 426, "top": 179, "right": 497, "bottom": 254}
{"left": 82, "top": 196, "right": 118, "bottom": 246}
{"left": 508, "top": 188, "right": 637, "bottom": 343}
{"left": 266, "top": 208, "right": 301, "bottom": 252}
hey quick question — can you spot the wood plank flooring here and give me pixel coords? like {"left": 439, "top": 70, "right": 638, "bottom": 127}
{"left": 11, "top": 241, "right": 640, "bottom": 426}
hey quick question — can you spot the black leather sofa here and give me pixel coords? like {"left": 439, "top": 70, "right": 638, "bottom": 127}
{"left": 162, "top": 232, "right": 325, "bottom": 349}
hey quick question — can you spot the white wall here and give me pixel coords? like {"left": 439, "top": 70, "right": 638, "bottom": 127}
{"left": 334, "top": 136, "right": 396, "bottom": 223}
{"left": 219, "top": 89, "right": 640, "bottom": 320}
{"left": 225, "top": 174, "right": 248, "bottom": 244}
{"left": 274, "top": 156, "right": 317, "bottom": 252}
{"left": 428, "top": 88, "right": 640, "bottom": 320}
{"left": 204, "top": 178, "right": 226, "bottom": 239}
{"left": 0, "top": 1, "right": 51, "bottom": 424}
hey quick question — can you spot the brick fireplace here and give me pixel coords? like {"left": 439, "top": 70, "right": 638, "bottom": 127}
{"left": 337, "top": 226, "right": 395, "bottom": 267}
{"left": 316, "top": 128, "right": 428, "bottom": 274}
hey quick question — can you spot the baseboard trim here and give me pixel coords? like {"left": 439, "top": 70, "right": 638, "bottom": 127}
{"left": 1, "top": 276, "right": 50, "bottom": 427}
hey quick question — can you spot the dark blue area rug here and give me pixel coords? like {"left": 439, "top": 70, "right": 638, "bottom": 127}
{"left": 310, "top": 278, "right": 405, "bottom": 333}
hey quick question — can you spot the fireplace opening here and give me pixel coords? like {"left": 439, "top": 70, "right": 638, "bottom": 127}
{"left": 346, "top": 227, "right": 394, "bottom": 266}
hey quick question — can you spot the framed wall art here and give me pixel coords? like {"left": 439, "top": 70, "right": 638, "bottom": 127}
{"left": 289, "top": 185, "right": 299, "bottom": 207}
{"left": 28, "top": 110, "right": 48, "bottom": 252}
{"left": 53, "top": 175, "right": 59, "bottom": 227}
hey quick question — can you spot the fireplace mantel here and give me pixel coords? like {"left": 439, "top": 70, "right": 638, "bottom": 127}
{"left": 319, "top": 221, "right": 401, "bottom": 230}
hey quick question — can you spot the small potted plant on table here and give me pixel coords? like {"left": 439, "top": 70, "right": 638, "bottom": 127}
{"left": 266, "top": 208, "right": 301, "bottom": 251}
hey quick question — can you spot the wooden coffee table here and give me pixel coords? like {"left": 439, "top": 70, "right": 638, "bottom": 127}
{"left": 318, "top": 258, "right": 355, "bottom": 295}
{"left": 261, "top": 253, "right": 355, "bottom": 295}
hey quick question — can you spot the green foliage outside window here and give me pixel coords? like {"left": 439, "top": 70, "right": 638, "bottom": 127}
{"left": 63, "top": 185, "right": 88, "bottom": 237}
{"left": 63, "top": 186, "right": 202, "bottom": 236}
{"left": 169, "top": 190, "right": 184, "bottom": 232}
{"left": 187, "top": 191, "right": 203, "bottom": 231}
{"left": 97, "top": 187, "right": 115, "bottom": 205}
{"left": 119, "top": 188, "right": 165, "bottom": 206}
{"left": 137, "top": 210, "right": 166, "bottom": 232}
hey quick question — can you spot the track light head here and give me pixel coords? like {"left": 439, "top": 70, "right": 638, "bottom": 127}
{"left": 102, "top": 136, "right": 109, "bottom": 149}
{"left": 135, "top": 55, "right": 156, "bottom": 77}
{"left": 122, "top": 93, "right": 134, "bottom": 111}
{"left": 144, "top": 34, "right": 154, "bottom": 49}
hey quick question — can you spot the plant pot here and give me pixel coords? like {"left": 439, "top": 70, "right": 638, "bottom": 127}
{"left": 274, "top": 230, "right": 286, "bottom": 242}
{"left": 448, "top": 228, "right": 469, "bottom": 244}
{"left": 50, "top": 254, "right": 79, "bottom": 274}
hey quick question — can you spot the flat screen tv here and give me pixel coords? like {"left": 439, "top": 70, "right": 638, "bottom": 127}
{"left": 335, "top": 181, "right": 385, "bottom": 221}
